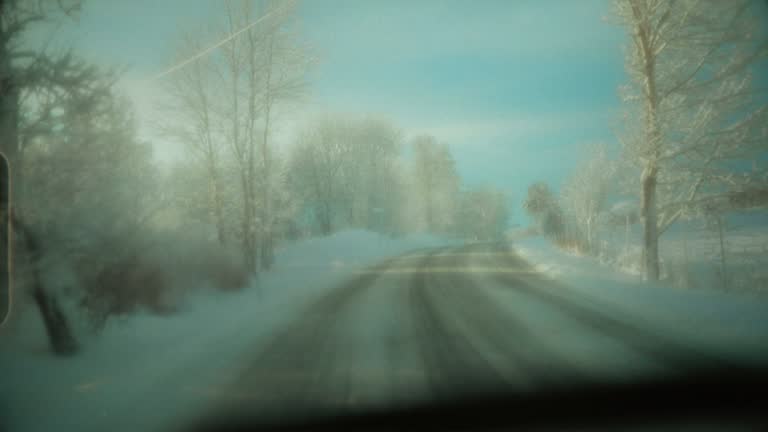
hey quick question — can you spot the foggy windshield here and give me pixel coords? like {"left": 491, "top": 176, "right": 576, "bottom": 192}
{"left": 1, "top": 1, "right": 767, "bottom": 431}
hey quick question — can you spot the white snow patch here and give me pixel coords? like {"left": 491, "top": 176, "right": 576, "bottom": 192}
{"left": 511, "top": 234, "right": 768, "bottom": 365}
{"left": 0, "top": 230, "right": 455, "bottom": 432}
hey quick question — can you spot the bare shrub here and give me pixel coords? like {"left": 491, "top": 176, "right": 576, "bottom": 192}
{"left": 73, "top": 228, "right": 249, "bottom": 331}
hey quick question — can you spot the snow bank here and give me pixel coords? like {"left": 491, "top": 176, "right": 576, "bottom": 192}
{"left": 512, "top": 235, "right": 768, "bottom": 365}
{"left": 0, "top": 230, "right": 454, "bottom": 432}
{"left": 583, "top": 218, "right": 768, "bottom": 292}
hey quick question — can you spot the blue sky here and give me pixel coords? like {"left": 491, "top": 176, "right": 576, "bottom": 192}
{"left": 47, "top": 0, "right": 628, "bottom": 224}
{"left": 296, "top": 0, "right": 627, "bottom": 219}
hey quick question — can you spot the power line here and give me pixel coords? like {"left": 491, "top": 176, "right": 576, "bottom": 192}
{"left": 152, "top": 6, "right": 280, "bottom": 81}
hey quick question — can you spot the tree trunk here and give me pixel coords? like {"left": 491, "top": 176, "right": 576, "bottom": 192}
{"left": 320, "top": 220, "right": 331, "bottom": 236}
{"left": 716, "top": 214, "right": 727, "bottom": 290}
{"left": 14, "top": 215, "right": 78, "bottom": 355}
{"left": 260, "top": 36, "right": 276, "bottom": 271}
{"left": 239, "top": 173, "right": 257, "bottom": 273}
{"left": 425, "top": 184, "right": 434, "bottom": 232}
{"left": 259, "top": 119, "right": 273, "bottom": 270}
{"left": 32, "top": 282, "right": 78, "bottom": 355}
{"left": 209, "top": 167, "right": 226, "bottom": 246}
{"left": 682, "top": 233, "right": 690, "bottom": 289}
{"left": 260, "top": 235, "right": 273, "bottom": 270}
{"left": 641, "top": 167, "right": 660, "bottom": 281}
{"left": 633, "top": 6, "right": 662, "bottom": 282}
{"left": 318, "top": 203, "right": 332, "bottom": 236}
{"left": 624, "top": 214, "right": 630, "bottom": 253}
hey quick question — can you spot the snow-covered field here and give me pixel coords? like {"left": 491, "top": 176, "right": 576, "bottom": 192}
{"left": 554, "top": 215, "right": 768, "bottom": 293}
{"left": 659, "top": 225, "right": 768, "bottom": 292}
{"left": 0, "top": 230, "right": 454, "bottom": 432}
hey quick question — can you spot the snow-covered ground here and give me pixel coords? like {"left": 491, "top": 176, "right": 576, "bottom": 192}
{"left": 589, "top": 217, "right": 768, "bottom": 293}
{"left": 659, "top": 225, "right": 768, "bottom": 292}
{"left": 2, "top": 228, "right": 767, "bottom": 432}
{"left": 0, "top": 230, "right": 455, "bottom": 432}
{"left": 512, "top": 234, "right": 768, "bottom": 366}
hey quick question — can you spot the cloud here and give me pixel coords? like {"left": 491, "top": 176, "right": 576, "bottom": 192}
{"left": 103, "top": 0, "right": 623, "bottom": 167}
{"left": 394, "top": 108, "right": 614, "bottom": 147}
{"left": 303, "top": 0, "right": 619, "bottom": 64}
{"left": 412, "top": 115, "right": 562, "bottom": 144}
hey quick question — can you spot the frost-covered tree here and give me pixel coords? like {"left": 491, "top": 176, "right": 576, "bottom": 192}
{"left": 1, "top": 0, "right": 83, "bottom": 175}
{"left": 251, "top": 0, "right": 308, "bottom": 269}
{"left": 411, "top": 135, "right": 460, "bottom": 234}
{"left": 23, "top": 92, "right": 159, "bottom": 241}
{"left": 160, "top": 33, "right": 229, "bottom": 246}
{"left": 0, "top": 0, "right": 122, "bottom": 355}
{"left": 288, "top": 116, "right": 353, "bottom": 235}
{"left": 339, "top": 117, "right": 401, "bottom": 230}
{"left": 524, "top": 182, "right": 565, "bottom": 241}
{"left": 561, "top": 144, "right": 615, "bottom": 253}
{"left": 208, "top": 0, "right": 308, "bottom": 271}
{"left": 287, "top": 115, "right": 404, "bottom": 236}
{"left": 454, "top": 186, "right": 509, "bottom": 242}
{"left": 14, "top": 83, "right": 164, "bottom": 351}
{"left": 614, "top": 0, "right": 768, "bottom": 280}
{"left": 160, "top": 0, "right": 307, "bottom": 271}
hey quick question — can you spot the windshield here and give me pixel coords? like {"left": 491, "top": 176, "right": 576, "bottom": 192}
{"left": 1, "top": 1, "right": 768, "bottom": 431}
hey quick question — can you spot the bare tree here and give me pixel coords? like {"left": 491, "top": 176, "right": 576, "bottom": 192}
{"left": 411, "top": 135, "right": 460, "bottom": 233}
{"left": 215, "top": 0, "right": 261, "bottom": 273}
{"left": 160, "top": 33, "right": 229, "bottom": 245}
{"left": 287, "top": 116, "right": 353, "bottom": 235}
{"left": 561, "top": 143, "right": 615, "bottom": 253}
{"left": 251, "top": 0, "right": 307, "bottom": 269}
{"left": 333, "top": 116, "right": 401, "bottom": 230}
{"left": 358, "top": 118, "right": 402, "bottom": 231}
{"left": 524, "top": 182, "right": 565, "bottom": 241}
{"left": 614, "top": 0, "right": 768, "bottom": 280}
{"left": 454, "top": 186, "right": 509, "bottom": 242}
{"left": 287, "top": 115, "right": 404, "bottom": 236}
{"left": 199, "top": 0, "right": 307, "bottom": 272}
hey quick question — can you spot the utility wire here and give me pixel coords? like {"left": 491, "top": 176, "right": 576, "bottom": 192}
{"left": 152, "top": 6, "right": 280, "bottom": 81}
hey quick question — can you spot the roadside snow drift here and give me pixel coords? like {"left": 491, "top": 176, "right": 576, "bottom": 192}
{"left": 512, "top": 235, "right": 768, "bottom": 365}
{"left": 0, "top": 230, "right": 454, "bottom": 432}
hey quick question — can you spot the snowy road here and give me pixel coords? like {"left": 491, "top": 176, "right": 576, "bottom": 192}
{"left": 194, "top": 242, "right": 751, "bottom": 424}
{"left": 4, "top": 237, "right": 767, "bottom": 432}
